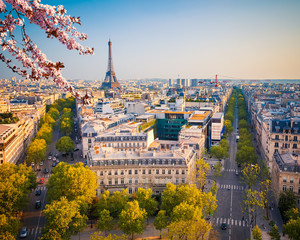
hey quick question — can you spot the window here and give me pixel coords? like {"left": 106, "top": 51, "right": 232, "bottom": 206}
{"left": 156, "top": 169, "right": 159, "bottom": 174}
{"left": 135, "top": 188, "right": 138, "bottom": 192}
{"left": 275, "top": 142, "right": 279, "bottom": 148}
{"left": 108, "top": 171, "right": 111, "bottom": 175}
{"left": 168, "top": 170, "right": 171, "bottom": 174}
{"left": 162, "top": 170, "right": 165, "bottom": 174}
{"left": 283, "top": 177, "right": 287, "bottom": 183}
{"left": 294, "top": 136, "right": 298, "bottom": 141}
{"left": 283, "top": 185, "right": 286, "bottom": 191}
{"left": 100, "top": 171, "right": 103, "bottom": 176}
{"left": 114, "top": 179, "right": 118, "bottom": 184}
{"left": 135, "top": 178, "right": 138, "bottom": 184}
{"left": 129, "top": 178, "right": 132, "bottom": 184}
{"left": 182, "top": 178, "right": 185, "bottom": 183}
{"left": 298, "top": 187, "right": 300, "bottom": 194}
{"left": 176, "top": 178, "right": 179, "bottom": 184}
{"left": 121, "top": 170, "right": 124, "bottom": 175}
{"left": 115, "top": 170, "right": 118, "bottom": 175}
{"left": 293, "top": 144, "right": 297, "bottom": 149}
{"left": 142, "top": 169, "right": 145, "bottom": 174}
{"left": 135, "top": 170, "right": 138, "bottom": 174}
{"left": 285, "top": 136, "right": 288, "bottom": 141}
{"left": 182, "top": 170, "right": 185, "bottom": 175}
{"left": 176, "top": 170, "right": 179, "bottom": 174}
{"left": 128, "top": 188, "right": 132, "bottom": 194}
{"left": 290, "top": 177, "right": 294, "bottom": 183}
{"left": 108, "top": 179, "right": 112, "bottom": 185}
{"left": 88, "top": 139, "right": 92, "bottom": 143}
{"left": 100, "top": 180, "right": 104, "bottom": 185}
{"left": 275, "top": 135, "right": 279, "bottom": 140}
{"left": 148, "top": 169, "right": 151, "bottom": 174}
{"left": 121, "top": 179, "right": 124, "bottom": 184}
{"left": 290, "top": 186, "right": 294, "bottom": 192}
{"left": 129, "top": 170, "right": 132, "bottom": 175}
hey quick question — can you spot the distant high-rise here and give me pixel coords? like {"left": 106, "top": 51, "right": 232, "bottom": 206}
{"left": 101, "top": 40, "right": 122, "bottom": 90}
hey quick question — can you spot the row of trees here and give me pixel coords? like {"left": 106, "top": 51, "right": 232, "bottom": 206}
{"left": 234, "top": 89, "right": 276, "bottom": 236}
{"left": 224, "top": 92, "right": 236, "bottom": 135}
{"left": 25, "top": 97, "right": 75, "bottom": 167}
{"left": 38, "top": 157, "right": 217, "bottom": 240}
{"left": 0, "top": 163, "right": 37, "bottom": 239}
{"left": 235, "top": 89, "right": 257, "bottom": 167}
{"left": 277, "top": 190, "right": 300, "bottom": 239}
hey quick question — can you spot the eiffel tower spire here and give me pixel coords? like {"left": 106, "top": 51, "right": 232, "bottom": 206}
{"left": 101, "top": 39, "right": 122, "bottom": 90}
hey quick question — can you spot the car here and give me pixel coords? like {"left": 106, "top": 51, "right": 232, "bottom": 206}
{"left": 39, "top": 177, "right": 44, "bottom": 184}
{"left": 48, "top": 152, "right": 52, "bottom": 156}
{"left": 55, "top": 153, "right": 59, "bottom": 158}
{"left": 52, "top": 162, "right": 56, "bottom": 167}
{"left": 53, "top": 157, "right": 56, "bottom": 161}
{"left": 39, "top": 161, "right": 44, "bottom": 166}
{"left": 35, "top": 189, "right": 41, "bottom": 196}
{"left": 35, "top": 200, "right": 41, "bottom": 209}
{"left": 56, "top": 159, "right": 60, "bottom": 163}
{"left": 48, "top": 156, "right": 52, "bottom": 160}
{"left": 44, "top": 168, "right": 49, "bottom": 174}
{"left": 74, "top": 148, "right": 79, "bottom": 152}
{"left": 235, "top": 170, "right": 239, "bottom": 176}
{"left": 19, "top": 227, "right": 28, "bottom": 238}
{"left": 221, "top": 223, "right": 227, "bottom": 230}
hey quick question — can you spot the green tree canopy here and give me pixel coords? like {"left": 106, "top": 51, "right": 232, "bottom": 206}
{"left": 279, "top": 191, "right": 297, "bottom": 222}
{"left": 269, "top": 224, "right": 281, "bottom": 240}
{"left": 118, "top": 200, "right": 146, "bottom": 240}
{"left": 26, "top": 138, "right": 47, "bottom": 166}
{"left": 153, "top": 210, "right": 168, "bottom": 239}
{"left": 47, "top": 162, "right": 98, "bottom": 204}
{"left": 136, "top": 188, "right": 157, "bottom": 220}
{"left": 284, "top": 217, "right": 300, "bottom": 240}
{"left": 252, "top": 225, "right": 262, "bottom": 240}
{"left": 36, "top": 123, "right": 53, "bottom": 144}
{"left": 56, "top": 136, "right": 75, "bottom": 154}
{"left": 241, "top": 164, "right": 260, "bottom": 189}
{"left": 97, "top": 209, "right": 114, "bottom": 236}
{"left": 41, "top": 196, "right": 87, "bottom": 240}
{"left": 48, "top": 107, "right": 59, "bottom": 120}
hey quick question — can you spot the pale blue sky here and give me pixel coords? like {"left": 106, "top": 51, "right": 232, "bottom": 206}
{"left": 1, "top": 0, "right": 300, "bottom": 80}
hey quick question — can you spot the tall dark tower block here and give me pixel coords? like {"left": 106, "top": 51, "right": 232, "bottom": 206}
{"left": 101, "top": 40, "right": 122, "bottom": 90}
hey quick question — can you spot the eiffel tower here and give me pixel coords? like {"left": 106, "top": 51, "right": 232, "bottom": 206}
{"left": 101, "top": 40, "right": 122, "bottom": 90}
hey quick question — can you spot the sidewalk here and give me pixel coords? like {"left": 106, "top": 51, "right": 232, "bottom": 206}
{"left": 71, "top": 218, "right": 164, "bottom": 240}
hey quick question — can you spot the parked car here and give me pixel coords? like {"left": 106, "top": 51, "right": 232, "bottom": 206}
{"left": 55, "top": 153, "right": 59, "bottom": 158}
{"left": 48, "top": 152, "right": 52, "bottom": 156}
{"left": 235, "top": 170, "right": 239, "bottom": 176}
{"left": 52, "top": 162, "right": 56, "bottom": 167}
{"left": 39, "top": 161, "right": 44, "bottom": 166}
{"left": 53, "top": 157, "right": 56, "bottom": 161}
{"left": 74, "top": 148, "right": 79, "bottom": 152}
{"left": 48, "top": 156, "right": 52, "bottom": 160}
{"left": 35, "top": 189, "right": 41, "bottom": 196}
{"left": 35, "top": 200, "right": 41, "bottom": 209}
{"left": 44, "top": 168, "right": 49, "bottom": 174}
{"left": 221, "top": 223, "right": 227, "bottom": 230}
{"left": 19, "top": 227, "right": 28, "bottom": 238}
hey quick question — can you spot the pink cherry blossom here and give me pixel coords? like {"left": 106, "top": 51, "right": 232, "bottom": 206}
{"left": 0, "top": 0, "right": 94, "bottom": 104}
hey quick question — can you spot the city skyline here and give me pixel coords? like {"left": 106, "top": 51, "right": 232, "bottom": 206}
{"left": 1, "top": 0, "right": 300, "bottom": 80}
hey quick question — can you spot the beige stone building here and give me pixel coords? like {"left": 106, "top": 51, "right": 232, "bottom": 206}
{"left": 271, "top": 152, "right": 300, "bottom": 205}
{"left": 87, "top": 145, "right": 197, "bottom": 195}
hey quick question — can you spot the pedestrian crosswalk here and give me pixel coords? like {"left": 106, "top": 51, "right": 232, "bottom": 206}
{"left": 214, "top": 217, "right": 249, "bottom": 227}
{"left": 224, "top": 169, "right": 240, "bottom": 172}
{"left": 27, "top": 227, "right": 43, "bottom": 235}
{"left": 38, "top": 186, "right": 47, "bottom": 191}
{"left": 217, "top": 184, "right": 245, "bottom": 191}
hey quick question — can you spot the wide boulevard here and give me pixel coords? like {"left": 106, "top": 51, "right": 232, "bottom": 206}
{"left": 211, "top": 104, "right": 251, "bottom": 240}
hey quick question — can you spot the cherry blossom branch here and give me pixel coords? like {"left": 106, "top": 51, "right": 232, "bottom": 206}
{"left": 0, "top": 0, "right": 94, "bottom": 104}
